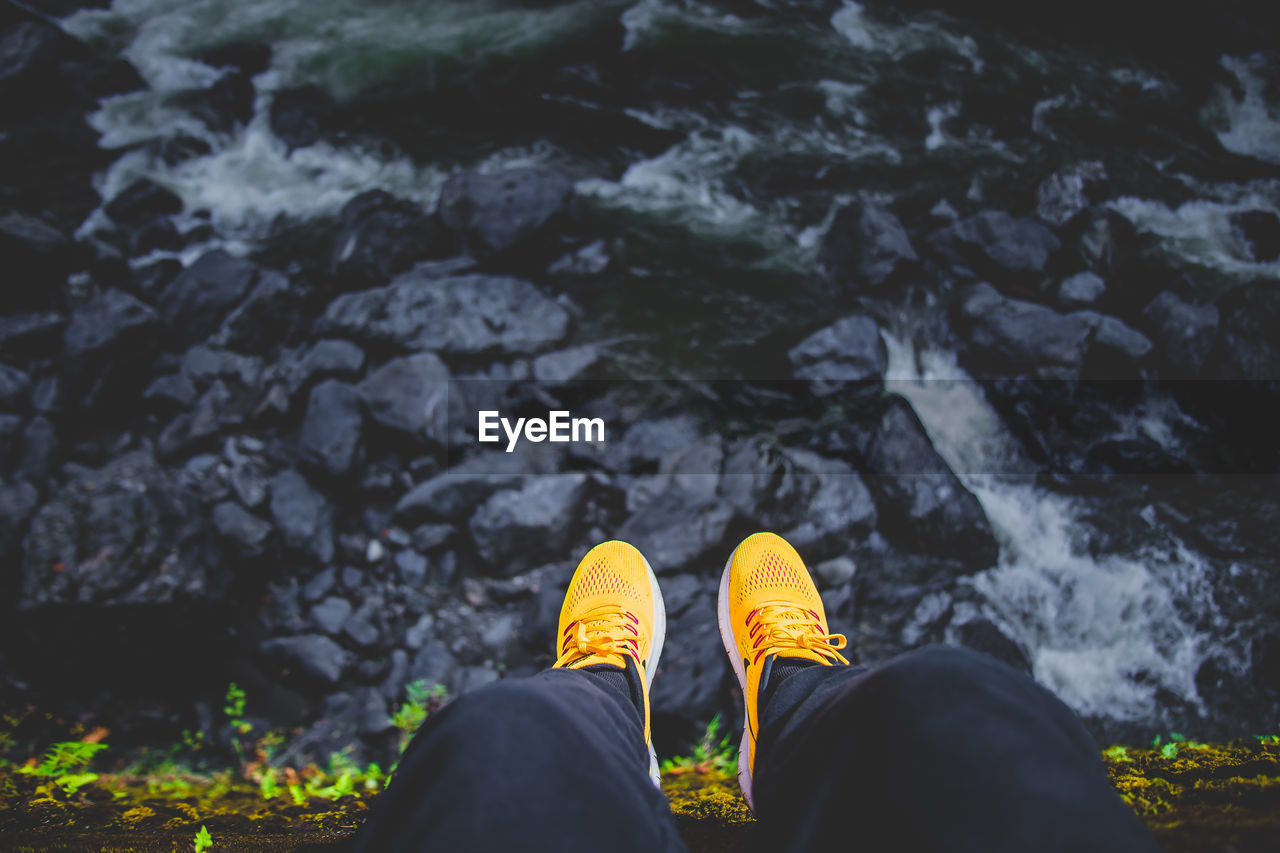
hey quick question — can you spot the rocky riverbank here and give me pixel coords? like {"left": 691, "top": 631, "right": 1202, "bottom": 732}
{"left": 2, "top": 0, "right": 1279, "bottom": 775}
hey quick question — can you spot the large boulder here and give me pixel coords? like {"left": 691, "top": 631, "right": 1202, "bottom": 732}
{"left": 859, "top": 397, "right": 998, "bottom": 572}
{"left": 953, "top": 282, "right": 1151, "bottom": 378}
{"left": 320, "top": 270, "right": 570, "bottom": 356}
{"left": 438, "top": 167, "right": 574, "bottom": 259}
{"left": 469, "top": 474, "right": 588, "bottom": 576}
{"left": 819, "top": 198, "right": 917, "bottom": 289}
{"left": 788, "top": 315, "right": 887, "bottom": 389}
{"left": 156, "top": 249, "right": 259, "bottom": 346}
{"left": 928, "top": 210, "right": 1061, "bottom": 283}
{"left": 259, "top": 634, "right": 352, "bottom": 686}
{"left": 63, "top": 288, "right": 158, "bottom": 362}
{"left": 269, "top": 469, "right": 335, "bottom": 563}
{"left": 299, "top": 380, "right": 364, "bottom": 476}
{"left": 1146, "top": 289, "right": 1213, "bottom": 376}
{"left": 20, "top": 449, "right": 223, "bottom": 607}
{"left": 358, "top": 353, "right": 449, "bottom": 440}
{"left": 1215, "top": 281, "right": 1280, "bottom": 380}
{"left": 0, "top": 211, "right": 72, "bottom": 310}
{"left": 330, "top": 190, "right": 447, "bottom": 286}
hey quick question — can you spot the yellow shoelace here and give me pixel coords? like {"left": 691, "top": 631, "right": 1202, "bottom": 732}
{"left": 747, "top": 602, "right": 849, "bottom": 667}
{"left": 555, "top": 604, "right": 641, "bottom": 669}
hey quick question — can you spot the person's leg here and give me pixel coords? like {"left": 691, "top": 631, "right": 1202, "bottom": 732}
{"left": 355, "top": 540, "right": 684, "bottom": 852}
{"left": 718, "top": 531, "right": 1159, "bottom": 853}
{"left": 752, "top": 647, "right": 1160, "bottom": 852}
{"left": 354, "top": 666, "right": 683, "bottom": 852}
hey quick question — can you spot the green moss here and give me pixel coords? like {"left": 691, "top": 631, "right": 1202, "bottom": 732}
{"left": 1, "top": 727, "right": 1277, "bottom": 851}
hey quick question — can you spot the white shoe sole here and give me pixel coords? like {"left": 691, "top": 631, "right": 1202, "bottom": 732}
{"left": 641, "top": 550, "right": 666, "bottom": 788}
{"left": 716, "top": 542, "right": 756, "bottom": 812}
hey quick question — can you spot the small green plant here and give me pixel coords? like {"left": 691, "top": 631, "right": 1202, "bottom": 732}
{"left": 660, "top": 714, "right": 737, "bottom": 776}
{"left": 224, "top": 683, "right": 251, "bottom": 736}
{"left": 390, "top": 681, "right": 448, "bottom": 755}
{"left": 1102, "top": 745, "right": 1131, "bottom": 763}
{"left": 18, "top": 740, "right": 109, "bottom": 795}
{"left": 193, "top": 824, "right": 213, "bottom": 852}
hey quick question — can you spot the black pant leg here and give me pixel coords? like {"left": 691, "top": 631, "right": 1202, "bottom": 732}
{"left": 353, "top": 668, "right": 686, "bottom": 853}
{"left": 752, "top": 645, "right": 1160, "bottom": 853}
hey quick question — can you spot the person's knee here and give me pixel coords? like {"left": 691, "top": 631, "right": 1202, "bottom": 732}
{"left": 432, "top": 677, "right": 564, "bottom": 737}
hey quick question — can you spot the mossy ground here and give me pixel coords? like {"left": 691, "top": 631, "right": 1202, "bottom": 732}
{"left": 1, "top": 741, "right": 1278, "bottom": 851}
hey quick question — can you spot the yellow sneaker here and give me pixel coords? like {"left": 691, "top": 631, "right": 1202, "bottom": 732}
{"left": 717, "top": 532, "right": 848, "bottom": 810}
{"left": 553, "top": 540, "right": 666, "bottom": 786}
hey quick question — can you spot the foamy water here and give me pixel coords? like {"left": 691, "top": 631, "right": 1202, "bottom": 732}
{"left": 883, "top": 335, "right": 1243, "bottom": 722}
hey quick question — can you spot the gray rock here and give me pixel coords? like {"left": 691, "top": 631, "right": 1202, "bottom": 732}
{"left": 0, "top": 477, "right": 39, "bottom": 562}
{"left": 395, "top": 549, "right": 429, "bottom": 585}
{"left": 320, "top": 270, "right": 570, "bottom": 356}
{"left": 21, "top": 449, "right": 221, "bottom": 607}
{"left": 1142, "top": 291, "right": 1219, "bottom": 377}
{"left": 619, "top": 484, "right": 733, "bottom": 575}
{"left": 358, "top": 353, "right": 449, "bottom": 439}
{"left": 547, "top": 240, "right": 610, "bottom": 276}
{"left": 481, "top": 613, "right": 519, "bottom": 656}
{"left": 788, "top": 315, "right": 887, "bottom": 388}
{"left": 953, "top": 282, "right": 1094, "bottom": 376}
{"left": 819, "top": 198, "right": 917, "bottom": 287}
{"left": 532, "top": 345, "right": 602, "bottom": 384}
{"left": 331, "top": 190, "right": 444, "bottom": 286}
{"left": 284, "top": 339, "right": 365, "bottom": 395}
{"left": 438, "top": 167, "right": 574, "bottom": 257}
{"left": 214, "top": 269, "right": 300, "bottom": 353}
{"left": 410, "top": 524, "right": 454, "bottom": 552}
{"left": 408, "top": 641, "right": 457, "bottom": 689}
{"left": 0, "top": 364, "right": 30, "bottom": 407}
{"left": 0, "top": 210, "right": 70, "bottom": 309}
{"left": 303, "top": 567, "right": 337, "bottom": 603}
{"left": 224, "top": 442, "right": 268, "bottom": 508}
{"left": 31, "top": 375, "right": 61, "bottom": 414}
{"left": 781, "top": 450, "right": 877, "bottom": 557}
{"left": 144, "top": 372, "right": 197, "bottom": 407}
{"left": 814, "top": 556, "right": 857, "bottom": 588}
{"left": 861, "top": 397, "right": 998, "bottom": 572}
{"left": 1057, "top": 271, "right": 1106, "bottom": 308}
{"left": 182, "top": 344, "right": 262, "bottom": 388}
{"left": 261, "top": 578, "right": 306, "bottom": 633}
{"left": 269, "top": 469, "right": 334, "bottom": 562}
{"left": 299, "top": 380, "right": 363, "bottom": 475}
{"left": 211, "top": 501, "right": 272, "bottom": 554}
{"left": 1078, "top": 311, "right": 1153, "bottom": 364}
{"left": 0, "top": 311, "right": 64, "bottom": 355}
{"left": 260, "top": 634, "right": 351, "bottom": 684}
{"left": 341, "top": 566, "right": 363, "bottom": 589}
{"left": 311, "top": 596, "right": 353, "bottom": 634}
{"left": 613, "top": 416, "right": 702, "bottom": 473}
{"left": 344, "top": 602, "right": 380, "bottom": 647}
{"left": 0, "top": 414, "right": 20, "bottom": 462}
{"left": 1215, "top": 282, "right": 1279, "bottom": 380}
{"left": 395, "top": 459, "right": 527, "bottom": 522}
{"left": 63, "top": 289, "right": 158, "bottom": 361}
{"left": 470, "top": 474, "right": 589, "bottom": 575}
{"left": 157, "top": 249, "right": 259, "bottom": 345}
{"left": 929, "top": 211, "right": 1061, "bottom": 281}
{"left": 17, "top": 415, "right": 58, "bottom": 481}
{"left": 381, "top": 648, "right": 410, "bottom": 700}
{"left": 1035, "top": 162, "right": 1106, "bottom": 227}
{"left": 649, "top": 594, "right": 727, "bottom": 722}
{"left": 405, "top": 614, "right": 434, "bottom": 650}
